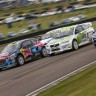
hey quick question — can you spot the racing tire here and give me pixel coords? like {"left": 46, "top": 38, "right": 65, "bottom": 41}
{"left": 16, "top": 55, "right": 25, "bottom": 66}
{"left": 94, "top": 44, "right": 96, "bottom": 47}
{"left": 0, "top": 68, "right": 2, "bottom": 71}
{"left": 72, "top": 40, "right": 79, "bottom": 50}
{"left": 41, "top": 47, "right": 47, "bottom": 58}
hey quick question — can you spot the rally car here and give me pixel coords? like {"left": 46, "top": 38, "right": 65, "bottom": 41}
{"left": 0, "top": 39, "right": 47, "bottom": 71}
{"left": 92, "top": 31, "right": 96, "bottom": 47}
{"left": 45, "top": 22, "right": 94, "bottom": 55}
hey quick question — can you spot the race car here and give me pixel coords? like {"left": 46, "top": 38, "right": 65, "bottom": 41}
{"left": 0, "top": 39, "right": 47, "bottom": 70}
{"left": 92, "top": 31, "right": 96, "bottom": 47}
{"left": 45, "top": 22, "right": 94, "bottom": 55}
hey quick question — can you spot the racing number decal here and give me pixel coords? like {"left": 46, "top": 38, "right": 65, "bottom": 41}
{"left": 77, "top": 32, "right": 87, "bottom": 44}
{"left": 77, "top": 33, "right": 82, "bottom": 44}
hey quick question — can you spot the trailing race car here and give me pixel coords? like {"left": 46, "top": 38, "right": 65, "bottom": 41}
{"left": 92, "top": 31, "right": 96, "bottom": 47}
{"left": 0, "top": 39, "right": 47, "bottom": 71}
{"left": 46, "top": 22, "right": 94, "bottom": 56}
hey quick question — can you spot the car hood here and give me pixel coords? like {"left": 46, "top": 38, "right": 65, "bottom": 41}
{"left": 40, "top": 38, "right": 53, "bottom": 44}
{"left": 0, "top": 52, "right": 9, "bottom": 60}
{"left": 47, "top": 35, "right": 73, "bottom": 45}
{"left": 0, "top": 50, "right": 17, "bottom": 61}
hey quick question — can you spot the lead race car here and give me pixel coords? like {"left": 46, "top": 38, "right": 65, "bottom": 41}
{"left": 0, "top": 38, "right": 47, "bottom": 70}
{"left": 45, "top": 22, "right": 94, "bottom": 55}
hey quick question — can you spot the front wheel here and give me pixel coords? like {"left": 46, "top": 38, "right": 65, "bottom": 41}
{"left": 0, "top": 68, "right": 2, "bottom": 71}
{"left": 16, "top": 55, "right": 25, "bottom": 66}
{"left": 49, "top": 53, "right": 55, "bottom": 56}
{"left": 41, "top": 47, "right": 47, "bottom": 57}
{"left": 72, "top": 40, "right": 79, "bottom": 50}
{"left": 94, "top": 43, "right": 96, "bottom": 47}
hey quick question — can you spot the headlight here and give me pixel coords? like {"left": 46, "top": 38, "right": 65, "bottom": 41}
{"left": 46, "top": 45, "right": 50, "bottom": 48}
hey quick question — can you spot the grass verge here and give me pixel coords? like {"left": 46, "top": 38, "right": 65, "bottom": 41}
{"left": 37, "top": 65, "right": 96, "bottom": 96}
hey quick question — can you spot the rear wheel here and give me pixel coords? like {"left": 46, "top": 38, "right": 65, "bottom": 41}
{"left": 72, "top": 40, "right": 79, "bottom": 50}
{"left": 0, "top": 68, "right": 2, "bottom": 71}
{"left": 41, "top": 47, "right": 47, "bottom": 57}
{"left": 16, "top": 55, "right": 25, "bottom": 66}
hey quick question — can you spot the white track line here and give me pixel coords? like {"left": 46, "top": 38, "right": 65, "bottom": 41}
{"left": 26, "top": 60, "right": 96, "bottom": 96}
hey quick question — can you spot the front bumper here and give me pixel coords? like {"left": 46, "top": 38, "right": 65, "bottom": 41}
{"left": 0, "top": 60, "right": 6, "bottom": 69}
{"left": 92, "top": 38, "right": 96, "bottom": 45}
{"left": 46, "top": 43, "right": 72, "bottom": 54}
{"left": 0, "top": 59, "right": 16, "bottom": 69}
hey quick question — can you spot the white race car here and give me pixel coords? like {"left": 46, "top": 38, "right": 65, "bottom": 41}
{"left": 45, "top": 22, "right": 94, "bottom": 55}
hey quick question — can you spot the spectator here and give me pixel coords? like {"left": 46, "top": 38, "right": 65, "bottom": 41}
{"left": 28, "top": 21, "right": 41, "bottom": 31}
{"left": 4, "top": 17, "right": 13, "bottom": 28}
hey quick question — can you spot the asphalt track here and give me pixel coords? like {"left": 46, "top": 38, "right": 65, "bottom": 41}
{"left": 0, "top": 44, "right": 96, "bottom": 96}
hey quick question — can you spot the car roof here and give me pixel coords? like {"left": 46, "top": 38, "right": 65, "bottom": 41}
{"left": 9, "top": 38, "right": 38, "bottom": 46}
{"left": 46, "top": 22, "right": 91, "bottom": 35}
{"left": 9, "top": 39, "right": 29, "bottom": 45}
{"left": 46, "top": 25, "right": 76, "bottom": 35}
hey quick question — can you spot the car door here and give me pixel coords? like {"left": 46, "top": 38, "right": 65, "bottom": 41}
{"left": 75, "top": 25, "right": 87, "bottom": 45}
{"left": 20, "top": 40, "right": 32, "bottom": 60}
{"left": 82, "top": 23, "right": 94, "bottom": 41}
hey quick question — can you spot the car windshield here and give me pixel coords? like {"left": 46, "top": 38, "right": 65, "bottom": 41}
{"left": 1, "top": 43, "right": 19, "bottom": 54}
{"left": 52, "top": 28, "right": 74, "bottom": 38}
{"left": 42, "top": 28, "right": 74, "bottom": 39}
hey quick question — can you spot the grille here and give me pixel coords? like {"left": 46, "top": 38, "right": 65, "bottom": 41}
{"left": 50, "top": 44, "right": 60, "bottom": 51}
{"left": 50, "top": 44, "right": 59, "bottom": 47}
{"left": 51, "top": 48, "right": 60, "bottom": 51}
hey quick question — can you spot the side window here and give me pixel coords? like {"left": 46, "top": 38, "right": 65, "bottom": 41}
{"left": 82, "top": 24, "right": 89, "bottom": 30}
{"left": 75, "top": 25, "right": 84, "bottom": 34}
{"left": 22, "top": 40, "right": 32, "bottom": 49}
{"left": 31, "top": 39, "right": 37, "bottom": 45}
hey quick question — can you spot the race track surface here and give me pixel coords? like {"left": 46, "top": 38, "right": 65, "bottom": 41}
{"left": 0, "top": 44, "right": 96, "bottom": 96}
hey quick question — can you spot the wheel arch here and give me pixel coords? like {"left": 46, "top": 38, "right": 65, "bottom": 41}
{"left": 16, "top": 53, "right": 24, "bottom": 60}
{"left": 72, "top": 39, "right": 78, "bottom": 44}
{"left": 72, "top": 39, "right": 79, "bottom": 50}
{"left": 16, "top": 53, "right": 25, "bottom": 66}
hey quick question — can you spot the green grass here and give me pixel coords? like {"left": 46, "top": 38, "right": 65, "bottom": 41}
{"left": 0, "top": 44, "right": 6, "bottom": 52}
{"left": 92, "top": 21, "right": 96, "bottom": 29}
{"left": 1, "top": 7, "right": 96, "bottom": 35}
{"left": 0, "top": 20, "right": 31, "bottom": 35}
{"left": 37, "top": 65, "right": 96, "bottom": 96}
